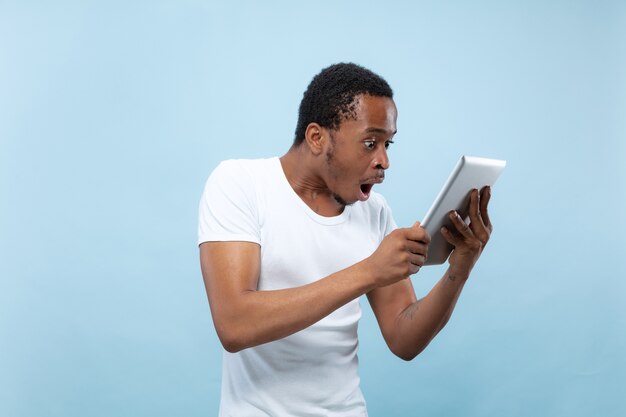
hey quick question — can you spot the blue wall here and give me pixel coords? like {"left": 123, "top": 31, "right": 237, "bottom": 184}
{"left": 1, "top": 1, "right": 624, "bottom": 416}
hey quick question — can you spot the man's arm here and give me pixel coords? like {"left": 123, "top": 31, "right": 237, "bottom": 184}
{"left": 200, "top": 225, "right": 429, "bottom": 353}
{"left": 368, "top": 187, "right": 493, "bottom": 361}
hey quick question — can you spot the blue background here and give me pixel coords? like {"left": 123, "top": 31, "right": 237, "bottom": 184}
{"left": 1, "top": 1, "right": 625, "bottom": 416}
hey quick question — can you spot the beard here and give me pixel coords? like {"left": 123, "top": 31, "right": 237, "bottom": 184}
{"left": 332, "top": 192, "right": 349, "bottom": 207}
{"left": 325, "top": 137, "right": 354, "bottom": 208}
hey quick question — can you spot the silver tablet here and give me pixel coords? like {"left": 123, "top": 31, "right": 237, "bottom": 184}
{"left": 422, "top": 156, "right": 506, "bottom": 266}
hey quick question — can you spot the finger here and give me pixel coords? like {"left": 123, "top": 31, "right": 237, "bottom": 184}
{"left": 406, "top": 240, "right": 428, "bottom": 257}
{"left": 468, "top": 188, "right": 489, "bottom": 242}
{"left": 408, "top": 263, "right": 421, "bottom": 275}
{"left": 468, "top": 189, "right": 483, "bottom": 226}
{"left": 440, "top": 226, "right": 462, "bottom": 247}
{"left": 480, "top": 186, "right": 492, "bottom": 230}
{"left": 408, "top": 252, "right": 426, "bottom": 267}
{"left": 406, "top": 223, "right": 431, "bottom": 244}
{"left": 448, "top": 210, "right": 474, "bottom": 240}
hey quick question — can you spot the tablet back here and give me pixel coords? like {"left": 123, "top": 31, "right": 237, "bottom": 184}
{"left": 422, "top": 156, "right": 506, "bottom": 265}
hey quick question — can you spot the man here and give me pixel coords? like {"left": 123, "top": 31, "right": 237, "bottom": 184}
{"left": 198, "top": 63, "right": 493, "bottom": 416}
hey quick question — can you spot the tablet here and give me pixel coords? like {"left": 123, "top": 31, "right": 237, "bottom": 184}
{"left": 422, "top": 155, "right": 506, "bottom": 265}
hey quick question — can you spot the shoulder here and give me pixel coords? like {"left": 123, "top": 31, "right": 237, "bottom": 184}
{"left": 211, "top": 157, "right": 276, "bottom": 178}
{"left": 207, "top": 157, "right": 278, "bottom": 188}
{"left": 198, "top": 158, "right": 277, "bottom": 245}
{"left": 203, "top": 157, "right": 280, "bottom": 207}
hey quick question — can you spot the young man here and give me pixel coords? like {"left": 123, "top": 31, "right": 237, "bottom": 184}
{"left": 198, "top": 63, "right": 493, "bottom": 416}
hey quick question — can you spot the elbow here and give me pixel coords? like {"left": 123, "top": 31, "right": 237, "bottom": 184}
{"left": 210, "top": 300, "right": 261, "bottom": 353}
{"left": 391, "top": 340, "right": 430, "bottom": 362}
{"left": 395, "top": 348, "right": 422, "bottom": 362}
{"left": 218, "top": 331, "right": 247, "bottom": 353}
{"left": 397, "top": 351, "right": 419, "bottom": 362}
{"left": 215, "top": 321, "right": 249, "bottom": 353}
{"left": 221, "top": 338, "right": 245, "bottom": 354}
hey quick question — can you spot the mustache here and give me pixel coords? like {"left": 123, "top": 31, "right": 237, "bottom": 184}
{"left": 362, "top": 173, "right": 385, "bottom": 183}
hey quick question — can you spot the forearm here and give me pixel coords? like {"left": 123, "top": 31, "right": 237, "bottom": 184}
{"left": 391, "top": 268, "right": 468, "bottom": 360}
{"left": 210, "top": 260, "right": 375, "bottom": 352}
{"left": 204, "top": 224, "right": 430, "bottom": 353}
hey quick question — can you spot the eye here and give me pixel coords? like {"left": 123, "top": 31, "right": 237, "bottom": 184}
{"left": 384, "top": 140, "right": 394, "bottom": 150}
{"left": 364, "top": 139, "right": 376, "bottom": 150}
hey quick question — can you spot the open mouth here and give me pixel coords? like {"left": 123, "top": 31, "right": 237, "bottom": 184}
{"left": 358, "top": 175, "right": 384, "bottom": 201}
{"left": 359, "top": 183, "right": 374, "bottom": 200}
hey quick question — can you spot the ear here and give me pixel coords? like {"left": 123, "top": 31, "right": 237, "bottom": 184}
{"left": 304, "top": 123, "right": 326, "bottom": 156}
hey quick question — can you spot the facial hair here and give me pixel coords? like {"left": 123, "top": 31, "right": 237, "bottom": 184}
{"left": 325, "top": 135, "right": 353, "bottom": 208}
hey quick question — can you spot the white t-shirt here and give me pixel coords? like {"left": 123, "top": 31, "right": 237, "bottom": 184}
{"left": 198, "top": 157, "right": 396, "bottom": 417}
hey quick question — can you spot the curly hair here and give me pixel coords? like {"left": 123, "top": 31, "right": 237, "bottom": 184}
{"left": 293, "top": 63, "right": 393, "bottom": 145}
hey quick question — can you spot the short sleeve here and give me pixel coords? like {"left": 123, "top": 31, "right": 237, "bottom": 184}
{"left": 197, "top": 160, "right": 261, "bottom": 245}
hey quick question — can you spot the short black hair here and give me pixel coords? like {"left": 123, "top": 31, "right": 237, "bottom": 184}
{"left": 293, "top": 63, "right": 393, "bottom": 145}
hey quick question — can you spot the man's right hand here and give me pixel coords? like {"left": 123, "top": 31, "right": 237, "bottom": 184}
{"left": 365, "top": 222, "right": 431, "bottom": 288}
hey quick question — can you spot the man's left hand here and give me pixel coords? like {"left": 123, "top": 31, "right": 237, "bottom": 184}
{"left": 441, "top": 186, "right": 493, "bottom": 278}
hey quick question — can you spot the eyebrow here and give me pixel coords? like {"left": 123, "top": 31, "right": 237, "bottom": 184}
{"left": 364, "top": 127, "right": 398, "bottom": 135}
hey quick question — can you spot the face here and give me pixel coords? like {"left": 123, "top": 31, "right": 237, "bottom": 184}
{"left": 322, "top": 94, "right": 397, "bottom": 206}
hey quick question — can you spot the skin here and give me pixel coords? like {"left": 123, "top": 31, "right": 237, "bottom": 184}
{"left": 199, "top": 94, "right": 493, "bottom": 359}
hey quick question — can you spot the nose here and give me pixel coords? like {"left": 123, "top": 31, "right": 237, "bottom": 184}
{"left": 374, "top": 147, "right": 390, "bottom": 170}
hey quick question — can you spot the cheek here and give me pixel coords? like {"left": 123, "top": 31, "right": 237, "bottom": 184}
{"left": 326, "top": 147, "right": 367, "bottom": 186}
{"left": 334, "top": 161, "right": 360, "bottom": 181}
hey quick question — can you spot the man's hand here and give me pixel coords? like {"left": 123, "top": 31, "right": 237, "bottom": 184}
{"left": 441, "top": 186, "right": 493, "bottom": 278}
{"left": 367, "top": 186, "right": 493, "bottom": 360}
{"left": 365, "top": 222, "right": 431, "bottom": 288}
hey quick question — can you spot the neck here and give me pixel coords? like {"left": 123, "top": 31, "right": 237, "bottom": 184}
{"left": 280, "top": 146, "right": 345, "bottom": 216}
